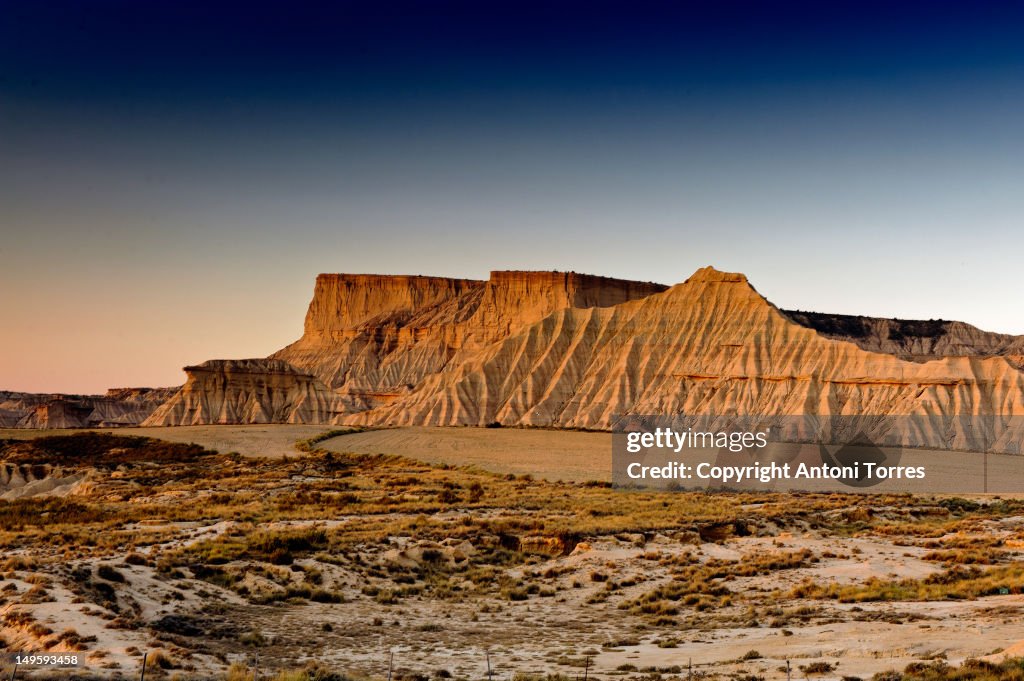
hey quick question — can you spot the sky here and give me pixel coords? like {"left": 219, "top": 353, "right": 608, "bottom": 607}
{"left": 2, "top": 0, "right": 1023, "bottom": 393}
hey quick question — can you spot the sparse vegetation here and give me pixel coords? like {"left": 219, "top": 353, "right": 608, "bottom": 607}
{"left": 793, "top": 564, "right": 1024, "bottom": 603}
{"left": 1, "top": 432, "right": 1022, "bottom": 679}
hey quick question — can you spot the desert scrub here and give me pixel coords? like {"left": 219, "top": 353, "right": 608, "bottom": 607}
{"left": 801, "top": 662, "right": 835, "bottom": 674}
{"left": 295, "top": 429, "right": 362, "bottom": 453}
{"left": 12, "top": 432, "right": 214, "bottom": 465}
{"left": 48, "top": 628, "right": 94, "bottom": 651}
{"left": 21, "top": 584, "right": 55, "bottom": 603}
{"left": 264, "top": 664, "right": 351, "bottom": 681}
{"left": 171, "top": 525, "right": 329, "bottom": 567}
{"left": 870, "top": 657, "right": 1024, "bottom": 681}
{"left": 792, "top": 564, "right": 1024, "bottom": 603}
{"left": 922, "top": 549, "right": 1007, "bottom": 566}
{"left": 623, "top": 584, "right": 730, "bottom": 620}
{"left": 621, "top": 559, "right": 737, "bottom": 617}
{"left": 731, "top": 548, "right": 816, "bottom": 575}
{"left": 239, "top": 630, "right": 267, "bottom": 646}
{"left": 97, "top": 564, "right": 125, "bottom": 582}
{"left": 309, "top": 589, "right": 344, "bottom": 603}
{"left": 144, "top": 649, "right": 178, "bottom": 671}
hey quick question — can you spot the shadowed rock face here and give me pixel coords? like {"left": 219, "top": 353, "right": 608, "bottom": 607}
{"left": 781, "top": 310, "right": 1024, "bottom": 367}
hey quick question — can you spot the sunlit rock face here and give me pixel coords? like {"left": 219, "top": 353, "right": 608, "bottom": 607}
{"left": 271, "top": 270, "right": 667, "bottom": 411}
{"left": 141, "top": 359, "right": 345, "bottom": 426}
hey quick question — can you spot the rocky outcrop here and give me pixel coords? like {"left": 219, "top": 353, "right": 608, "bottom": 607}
{"left": 141, "top": 359, "right": 345, "bottom": 426}
{"left": 300, "top": 274, "right": 483, "bottom": 335}
{"left": 272, "top": 271, "right": 666, "bottom": 407}
{"left": 340, "top": 268, "right": 1024, "bottom": 451}
{"left": 10, "top": 266, "right": 1024, "bottom": 449}
{"left": 238, "top": 266, "right": 1024, "bottom": 448}
{"left": 0, "top": 410, "right": 23, "bottom": 428}
{"left": 0, "top": 463, "right": 89, "bottom": 500}
{"left": 16, "top": 399, "right": 96, "bottom": 429}
{"left": 782, "top": 310, "right": 1024, "bottom": 366}
{"left": 0, "top": 388, "right": 177, "bottom": 429}
{"left": 471, "top": 271, "right": 669, "bottom": 341}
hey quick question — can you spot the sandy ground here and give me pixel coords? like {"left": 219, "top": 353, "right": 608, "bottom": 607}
{"left": 5, "top": 426, "right": 1024, "bottom": 678}
{"left": 320, "top": 427, "right": 611, "bottom": 481}
{"left": 0, "top": 425, "right": 331, "bottom": 459}
{"left": 222, "top": 530, "right": 1024, "bottom": 680}
{"left": 6, "top": 425, "right": 1024, "bottom": 492}
{"left": 319, "top": 427, "right": 1024, "bottom": 494}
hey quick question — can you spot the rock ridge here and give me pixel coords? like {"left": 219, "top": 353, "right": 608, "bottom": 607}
{"left": 9, "top": 266, "right": 1024, "bottom": 451}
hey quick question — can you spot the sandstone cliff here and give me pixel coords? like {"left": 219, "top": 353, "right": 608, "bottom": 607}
{"left": 346, "top": 268, "right": 1024, "bottom": 439}
{"left": 141, "top": 359, "right": 345, "bottom": 426}
{"left": 10, "top": 267, "right": 1024, "bottom": 449}
{"left": 272, "top": 271, "right": 667, "bottom": 408}
{"left": 270, "top": 266, "right": 1024, "bottom": 453}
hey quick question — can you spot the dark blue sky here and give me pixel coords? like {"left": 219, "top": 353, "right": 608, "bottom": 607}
{"left": 5, "top": 1, "right": 1023, "bottom": 102}
{"left": 3, "top": 1, "right": 1024, "bottom": 391}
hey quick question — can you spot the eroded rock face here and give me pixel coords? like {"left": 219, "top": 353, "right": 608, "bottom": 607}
{"left": 0, "top": 388, "right": 177, "bottom": 429}
{"left": 0, "top": 462, "right": 88, "bottom": 500}
{"left": 11, "top": 267, "right": 1024, "bottom": 445}
{"left": 301, "top": 274, "right": 482, "bottom": 335}
{"left": 341, "top": 268, "right": 1024, "bottom": 445}
{"left": 141, "top": 359, "right": 345, "bottom": 426}
{"left": 228, "top": 267, "right": 1024, "bottom": 444}
{"left": 272, "top": 270, "right": 667, "bottom": 407}
{"left": 782, "top": 310, "right": 1024, "bottom": 367}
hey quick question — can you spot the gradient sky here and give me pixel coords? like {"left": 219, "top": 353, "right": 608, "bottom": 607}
{"left": 2, "top": 1, "right": 1023, "bottom": 393}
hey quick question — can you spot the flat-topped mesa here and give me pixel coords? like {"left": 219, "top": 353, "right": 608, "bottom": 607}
{"left": 473, "top": 271, "right": 668, "bottom": 336}
{"left": 140, "top": 265, "right": 1024, "bottom": 447}
{"left": 273, "top": 270, "right": 669, "bottom": 394}
{"left": 304, "top": 274, "right": 483, "bottom": 336}
{"left": 301, "top": 271, "right": 666, "bottom": 337}
{"left": 142, "top": 359, "right": 345, "bottom": 426}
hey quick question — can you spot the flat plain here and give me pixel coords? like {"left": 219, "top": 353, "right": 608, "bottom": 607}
{"left": 319, "top": 427, "right": 611, "bottom": 481}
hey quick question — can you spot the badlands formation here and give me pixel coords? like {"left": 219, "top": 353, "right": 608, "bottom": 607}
{"left": 0, "top": 388, "right": 175, "bottom": 429}
{"left": 142, "top": 359, "right": 345, "bottom": 427}
{"left": 9, "top": 268, "right": 1024, "bottom": 445}
{"left": 147, "top": 268, "right": 1024, "bottom": 444}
